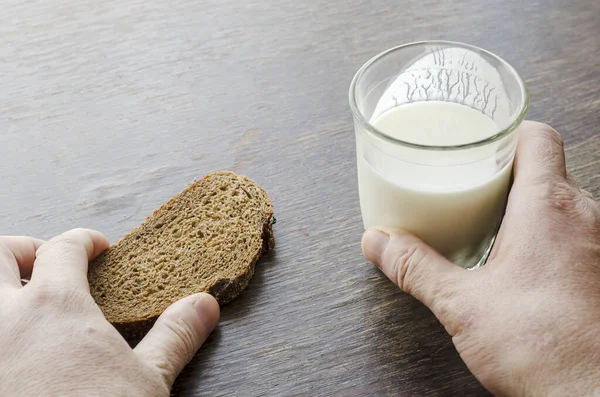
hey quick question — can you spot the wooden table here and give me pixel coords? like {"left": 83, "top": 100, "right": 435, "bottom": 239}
{"left": 1, "top": 0, "right": 598, "bottom": 395}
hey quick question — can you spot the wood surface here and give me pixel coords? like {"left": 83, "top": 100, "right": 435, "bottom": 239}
{"left": 1, "top": 0, "right": 598, "bottom": 395}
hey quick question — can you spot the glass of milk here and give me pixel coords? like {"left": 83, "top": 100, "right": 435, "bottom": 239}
{"left": 349, "top": 41, "right": 529, "bottom": 269}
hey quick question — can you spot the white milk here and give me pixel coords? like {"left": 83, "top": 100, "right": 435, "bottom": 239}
{"left": 357, "top": 101, "right": 513, "bottom": 267}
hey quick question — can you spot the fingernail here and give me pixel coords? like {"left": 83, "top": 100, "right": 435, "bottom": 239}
{"left": 193, "top": 293, "right": 220, "bottom": 330}
{"left": 362, "top": 228, "right": 389, "bottom": 267}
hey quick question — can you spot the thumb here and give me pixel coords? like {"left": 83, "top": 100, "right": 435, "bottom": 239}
{"left": 362, "top": 228, "right": 471, "bottom": 332}
{"left": 134, "top": 292, "right": 220, "bottom": 388}
{"left": 512, "top": 121, "right": 567, "bottom": 186}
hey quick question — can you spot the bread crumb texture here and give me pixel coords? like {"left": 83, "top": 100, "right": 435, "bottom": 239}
{"left": 88, "top": 171, "right": 274, "bottom": 325}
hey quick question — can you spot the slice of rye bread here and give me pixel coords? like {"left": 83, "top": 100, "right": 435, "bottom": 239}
{"left": 88, "top": 171, "right": 274, "bottom": 336}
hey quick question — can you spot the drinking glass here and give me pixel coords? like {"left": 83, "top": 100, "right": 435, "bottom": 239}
{"left": 349, "top": 41, "right": 529, "bottom": 269}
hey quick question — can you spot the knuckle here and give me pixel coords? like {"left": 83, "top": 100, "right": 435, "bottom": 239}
{"left": 392, "top": 242, "right": 430, "bottom": 294}
{"left": 389, "top": 237, "right": 471, "bottom": 336}
{"left": 163, "top": 317, "right": 198, "bottom": 364}
{"left": 53, "top": 238, "right": 81, "bottom": 250}
{"left": 28, "top": 282, "right": 89, "bottom": 310}
{"left": 129, "top": 360, "right": 171, "bottom": 396}
{"left": 546, "top": 180, "right": 578, "bottom": 207}
{"left": 37, "top": 237, "right": 87, "bottom": 261}
{"left": 144, "top": 376, "right": 170, "bottom": 397}
{"left": 28, "top": 283, "right": 56, "bottom": 304}
{"left": 530, "top": 122, "right": 564, "bottom": 147}
{"left": 543, "top": 126, "right": 564, "bottom": 148}
{"left": 151, "top": 357, "right": 178, "bottom": 386}
{"left": 580, "top": 189, "right": 595, "bottom": 200}
{"left": 581, "top": 199, "right": 600, "bottom": 237}
{"left": 444, "top": 298, "right": 478, "bottom": 337}
{"left": 539, "top": 180, "right": 596, "bottom": 222}
{"left": 145, "top": 317, "right": 199, "bottom": 386}
{"left": 38, "top": 238, "right": 77, "bottom": 254}
{"left": 70, "top": 228, "right": 95, "bottom": 245}
{"left": 70, "top": 227, "right": 88, "bottom": 234}
{"left": 141, "top": 369, "right": 171, "bottom": 396}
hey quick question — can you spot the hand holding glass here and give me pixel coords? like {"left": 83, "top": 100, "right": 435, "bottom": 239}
{"left": 349, "top": 41, "right": 529, "bottom": 269}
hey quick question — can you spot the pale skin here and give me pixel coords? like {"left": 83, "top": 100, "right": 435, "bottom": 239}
{"left": 0, "top": 229, "right": 220, "bottom": 397}
{"left": 363, "top": 122, "right": 600, "bottom": 396}
{"left": 0, "top": 122, "right": 598, "bottom": 396}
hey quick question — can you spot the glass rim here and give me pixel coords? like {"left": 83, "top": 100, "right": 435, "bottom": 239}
{"left": 348, "top": 40, "right": 530, "bottom": 151}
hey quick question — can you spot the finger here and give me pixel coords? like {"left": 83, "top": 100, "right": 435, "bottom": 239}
{"left": 362, "top": 228, "right": 471, "bottom": 332}
{"left": 134, "top": 293, "right": 220, "bottom": 388}
{"left": 30, "top": 228, "right": 109, "bottom": 290}
{"left": 492, "top": 123, "right": 576, "bottom": 260}
{"left": 0, "top": 237, "right": 45, "bottom": 288}
{"left": 513, "top": 121, "right": 567, "bottom": 186}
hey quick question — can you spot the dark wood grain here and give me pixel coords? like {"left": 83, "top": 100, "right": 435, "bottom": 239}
{"left": 1, "top": 0, "right": 598, "bottom": 395}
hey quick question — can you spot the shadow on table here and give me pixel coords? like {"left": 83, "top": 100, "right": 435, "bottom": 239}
{"left": 360, "top": 269, "right": 491, "bottom": 397}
